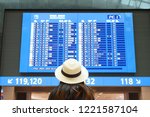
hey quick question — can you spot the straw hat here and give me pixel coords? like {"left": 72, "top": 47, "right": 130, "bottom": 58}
{"left": 55, "top": 58, "right": 89, "bottom": 84}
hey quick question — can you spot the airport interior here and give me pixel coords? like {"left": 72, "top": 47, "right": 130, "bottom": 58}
{"left": 0, "top": 0, "right": 150, "bottom": 100}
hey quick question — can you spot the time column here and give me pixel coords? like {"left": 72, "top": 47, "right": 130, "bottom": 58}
{"left": 78, "top": 20, "right": 88, "bottom": 66}
{"left": 47, "top": 23, "right": 58, "bottom": 67}
{"left": 64, "top": 20, "right": 77, "bottom": 60}
{"left": 29, "top": 22, "right": 40, "bottom": 67}
{"left": 58, "top": 20, "right": 65, "bottom": 65}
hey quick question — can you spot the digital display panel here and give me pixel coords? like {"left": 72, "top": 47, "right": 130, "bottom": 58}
{"left": 20, "top": 12, "right": 136, "bottom": 73}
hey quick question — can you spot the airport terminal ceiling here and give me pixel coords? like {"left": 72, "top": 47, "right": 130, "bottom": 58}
{"left": 0, "top": 0, "right": 150, "bottom": 32}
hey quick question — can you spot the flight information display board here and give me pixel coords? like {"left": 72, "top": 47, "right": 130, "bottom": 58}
{"left": 20, "top": 12, "right": 136, "bottom": 73}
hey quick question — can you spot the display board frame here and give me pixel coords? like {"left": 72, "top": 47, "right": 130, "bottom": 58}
{"left": 19, "top": 11, "right": 136, "bottom": 73}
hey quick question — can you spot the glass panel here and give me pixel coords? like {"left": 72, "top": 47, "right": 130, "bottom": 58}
{"left": 140, "top": 2, "right": 150, "bottom": 8}
{"left": 121, "top": 0, "right": 130, "bottom": 5}
{"left": 92, "top": 0, "right": 107, "bottom": 8}
{"left": 128, "top": 0, "right": 141, "bottom": 8}
{"left": 143, "top": 0, "right": 150, "bottom": 3}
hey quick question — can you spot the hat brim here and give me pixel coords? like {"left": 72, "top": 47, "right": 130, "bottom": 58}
{"left": 55, "top": 65, "right": 89, "bottom": 84}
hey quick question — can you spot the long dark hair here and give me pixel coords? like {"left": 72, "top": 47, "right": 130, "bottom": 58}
{"left": 48, "top": 82, "right": 94, "bottom": 100}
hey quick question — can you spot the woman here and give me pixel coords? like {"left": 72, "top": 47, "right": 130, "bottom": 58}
{"left": 48, "top": 59, "right": 94, "bottom": 100}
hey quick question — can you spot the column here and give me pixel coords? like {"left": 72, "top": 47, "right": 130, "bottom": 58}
{"left": 96, "top": 23, "right": 106, "bottom": 66}
{"left": 116, "top": 23, "right": 126, "bottom": 66}
{"left": 107, "top": 23, "right": 113, "bottom": 66}
{"left": 47, "top": 23, "right": 58, "bottom": 66}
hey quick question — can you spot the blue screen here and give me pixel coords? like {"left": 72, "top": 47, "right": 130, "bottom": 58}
{"left": 20, "top": 12, "right": 136, "bottom": 73}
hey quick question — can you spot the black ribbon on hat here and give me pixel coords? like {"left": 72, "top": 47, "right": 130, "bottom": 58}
{"left": 61, "top": 69, "right": 81, "bottom": 78}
